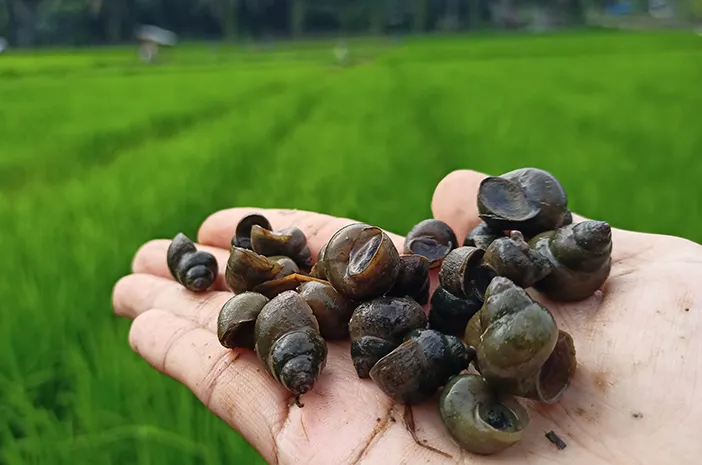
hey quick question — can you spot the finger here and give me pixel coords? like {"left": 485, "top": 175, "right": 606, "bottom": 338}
{"left": 131, "top": 239, "right": 231, "bottom": 291}
{"left": 129, "top": 309, "right": 284, "bottom": 463}
{"left": 197, "top": 208, "right": 405, "bottom": 258}
{"left": 113, "top": 273, "right": 230, "bottom": 329}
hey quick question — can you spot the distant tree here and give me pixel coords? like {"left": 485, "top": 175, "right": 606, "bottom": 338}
{"left": 199, "top": 0, "right": 239, "bottom": 40}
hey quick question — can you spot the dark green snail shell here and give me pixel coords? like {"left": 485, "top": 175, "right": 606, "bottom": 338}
{"left": 438, "top": 246, "right": 498, "bottom": 302}
{"left": 298, "top": 280, "right": 356, "bottom": 340}
{"left": 217, "top": 292, "right": 270, "bottom": 349}
{"left": 428, "top": 286, "right": 482, "bottom": 338}
{"left": 530, "top": 220, "right": 612, "bottom": 302}
{"left": 463, "top": 222, "right": 505, "bottom": 250}
{"left": 481, "top": 230, "right": 553, "bottom": 289}
{"left": 225, "top": 246, "right": 282, "bottom": 294}
{"left": 477, "top": 167, "right": 568, "bottom": 237}
{"left": 403, "top": 219, "right": 458, "bottom": 268}
{"left": 388, "top": 254, "right": 431, "bottom": 305}
{"left": 167, "top": 232, "right": 218, "bottom": 292}
{"left": 231, "top": 214, "right": 272, "bottom": 249}
{"left": 348, "top": 296, "right": 427, "bottom": 378}
{"left": 369, "top": 328, "right": 474, "bottom": 405}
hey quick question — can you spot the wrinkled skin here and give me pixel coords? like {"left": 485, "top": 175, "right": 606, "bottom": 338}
{"left": 113, "top": 169, "right": 702, "bottom": 465}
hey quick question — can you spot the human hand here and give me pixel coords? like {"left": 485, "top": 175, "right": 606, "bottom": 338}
{"left": 112, "top": 169, "right": 702, "bottom": 465}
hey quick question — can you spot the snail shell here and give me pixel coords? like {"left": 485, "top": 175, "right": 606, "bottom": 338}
{"left": 225, "top": 246, "right": 282, "bottom": 294}
{"left": 217, "top": 292, "right": 269, "bottom": 349}
{"left": 269, "top": 256, "right": 300, "bottom": 279}
{"left": 348, "top": 296, "right": 427, "bottom": 378}
{"left": 309, "top": 242, "right": 328, "bottom": 280}
{"left": 254, "top": 291, "right": 327, "bottom": 402}
{"left": 439, "top": 374, "right": 529, "bottom": 455}
{"left": 369, "top": 328, "right": 474, "bottom": 404}
{"left": 298, "top": 280, "right": 355, "bottom": 340}
{"left": 250, "top": 225, "right": 313, "bottom": 271}
{"left": 403, "top": 219, "right": 458, "bottom": 268}
{"left": 428, "top": 286, "right": 482, "bottom": 338}
{"left": 166, "top": 233, "right": 218, "bottom": 292}
{"left": 388, "top": 254, "right": 431, "bottom": 305}
{"left": 482, "top": 230, "right": 553, "bottom": 289}
{"left": 463, "top": 221, "right": 504, "bottom": 250}
{"left": 324, "top": 223, "right": 401, "bottom": 301}
{"left": 439, "top": 246, "right": 497, "bottom": 301}
{"left": 231, "top": 214, "right": 272, "bottom": 250}
{"left": 530, "top": 220, "right": 612, "bottom": 302}
{"left": 477, "top": 168, "right": 568, "bottom": 236}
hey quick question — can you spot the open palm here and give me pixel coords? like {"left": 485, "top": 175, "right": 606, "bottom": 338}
{"left": 112, "top": 170, "right": 702, "bottom": 465}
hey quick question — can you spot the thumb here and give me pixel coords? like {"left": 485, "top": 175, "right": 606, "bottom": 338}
{"left": 431, "top": 169, "right": 488, "bottom": 242}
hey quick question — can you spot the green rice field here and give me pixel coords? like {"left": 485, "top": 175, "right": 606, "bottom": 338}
{"left": 1, "top": 30, "right": 701, "bottom": 464}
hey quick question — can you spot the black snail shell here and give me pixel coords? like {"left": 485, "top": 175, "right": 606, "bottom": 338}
{"left": 167, "top": 233, "right": 218, "bottom": 292}
{"left": 348, "top": 296, "right": 427, "bottom": 378}
{"left": 388, "top": 254, "right": 431, "bottom": 305}
{"left": 217, "top": 292, "right": 269, "bottom": 350}
{"left": 477, "top": 168, "right": 568, "bottom": 236}
{"left": 439, "top": 374, "right": 529, "bottom": 455}
{"left": 250, "top": 225, "right": 313, "bottom": 271}
{"left": 254, "top": 291, "right": 327, "bottom": 405}
{"left": 428, "top": 286, "right": 482, "bottom": 338}
{"left": 481, "top": 230, "right": 553, "bottom": 289}
{"left": 231, "top": 214, "right": 272, "bottom": 249}
{"left": 403, "top": 219, "right": 458, "bottom": 268}
{"left": 298, "top": 280, "right": 355, "bottom": 340}
{"left": 529, "top": 220, "right": 612, "bottom": 302}
{"left": 324, "top": 223, "right": 401, "bottom": 301}
{"left": 225, "top": 246, "right": 282, "bottom": 294}
{"left": 439, "top": 246, "right": 498, "bottom": 301}
{"left": 463, "top": 222, "right": 505, "bottom": 250}
{"left": 269, "top": 256, "right": 300, "bottom": 279}
{"left": 369, "top": 328, "right": 474, "bottom": 404}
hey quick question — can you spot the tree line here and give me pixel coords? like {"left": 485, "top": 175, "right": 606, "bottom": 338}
{"left": 0, "top": 0, "right": 609, "bottom": 48}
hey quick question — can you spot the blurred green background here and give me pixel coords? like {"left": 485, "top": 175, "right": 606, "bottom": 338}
{"left": 1, "top": 28, "right": 701, "bottom": 464}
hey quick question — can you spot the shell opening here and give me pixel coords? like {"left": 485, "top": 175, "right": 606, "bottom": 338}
{"left": 536, "top": 331, "right": 576, "bottom": 403}
{"left": 348, "top": 230, "right": 382, "bottom": 276}
{"left": 477, "top": 402, "right": 520, "bottom": 433}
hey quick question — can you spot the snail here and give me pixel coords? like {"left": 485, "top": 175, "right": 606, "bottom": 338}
{"left": 439, "top": 374, "right": 529, "bottom": 455}
{"left": 428, "top": 286, "right": 482, "bottom": 338}
{"left": 309, "top": 243, "right": 328, "bottom": 280}
{"left": 250, "top": 225, "right": 313, "bottom": 271}
{"left": 348, "top": 296, "right": 427, "bottom": 378}
{"left": 269, "top": 256, "right": 300, "bottom": 279}
{"left": 231, "top": 214, "right": 272, "bottom": 249}
{"left": 481, "top": 230, "right": 553, "bottom": 289}
{"left": 388, "top": 254, "right": 431, "bottom": 305}
{"left": 477, "top": 168, "right": 569, "bottom": 237}
{"left": 438, "top": 246, "right": 498, "bottom": 301}
{"left": 166, "top": 233, "right": 218, "bottom": 292}
{"left": 369, "top": 328, "right": 474, "bottom": 404}
{"left": 298, "top": 280, "right": 356, "bottom": 340}
{"left": 225, "top": 246, "right": 282, "bottom": 294}
{"left": 217, "top": 292, "right": 269, "bottom": 349}
{"left": 254, "top": 291, "right": 327, "bottom": 407}
{"left": 463, "top": 222, "right": 504, "bottom": 250}
{"left": 324, "top": 223, "right": 401, "bottom": 301}
{"left": 529, "top": 220, "right": 612, "bottom": 302}
{"left": 403, "top": 219, "right": 458, "bottom": 268}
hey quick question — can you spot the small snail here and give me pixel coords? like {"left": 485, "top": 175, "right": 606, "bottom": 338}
{"left": 254, "top": 291, "right": 327, "bottom": 406}
{"left": 225, "top": 246, "right": 282, "bottom": 294}
{"left": 217, "top": 292, "right": 269, "bottom": 349}
{"left": 166, "top": 233, "right": 218, "bottom": 292}
{"left": 231, "top": 214, "right": 272, "bottom": 249}
{"left": 298, "top": 280, "right": 355, "bottom": 340}
{"left": 463, "top": 222, "right": 504, "bottom": 250}
{"left": 439, "top": 246, "right": 497, "bottom": 301}
{"left": 250, "top": 225, "right": 313, "bottom": 271}
{"left": 428, "top": 286, "right": 482, "bottom": 338}
{"left": 481, "top": 230, "right": 553, "bottom": 289}
{"left": 324, "top": 223, "right": 401, "bottom": 301}
{"left": 403, "top": 219, "right": 458, "bottom": 268}
{"left": 369, "top": 328, "right": 474, "bottom": 404}
{"left": 530, "top": 220, "right": 612, "bottom": 302}
{"left": 269, "top": 256, "right": 299, "bottom": 279}
{"left": 439, "top": 374, "right": 529, "bottom": 455}
{"left": 388, "top": 254, "right": 431, "bottom": 305}
{"left": 477, "top": 168, "right": 568, "bottom": 236}
{"left": 348, "top": 296, "right": 427, "bottom": 378}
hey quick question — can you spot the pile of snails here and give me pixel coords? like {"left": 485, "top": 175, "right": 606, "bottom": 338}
{"left": 165, "top": 167, "right": 612, "bottom": 456}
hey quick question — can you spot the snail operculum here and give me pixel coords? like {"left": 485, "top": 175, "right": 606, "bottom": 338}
{"left": 439, "top": 374, "right": 529, "bottom": 455}
{"left": 324, "top": 223, "right": 401, "bottom": 301}
{"left": 167, "top": 233, "right": 218, "bottom": 292}
{"left": 231, "top": 214, "right": 273, "bottom": 249}
{"left": 252, "top": 273, "right": 328, "bottom": 299}
{"left": 403, "top": 219, "right": 458, "bottom": 268}
{"left": 225, "top": 246, "right": 282, "bottom": 294}
{"left": 388, "top": 254, "right": 431, "bottom": 305}
{"left": 482, "top": 230, "right": 553, "bottom": 289}
{"left": 348, "top": 296, "right": 427, "bottom": 378}
{"left": 217, "top": 292, "right": 270, "bottom": 349}
{"left": 439, "top": 246, "right": 498, "bottom": 301}
{"left": 369, "top": 328, "right": 474, "bottom": 405}
{"left": 477, "top": 168, "right": 568, "bottom": 237}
